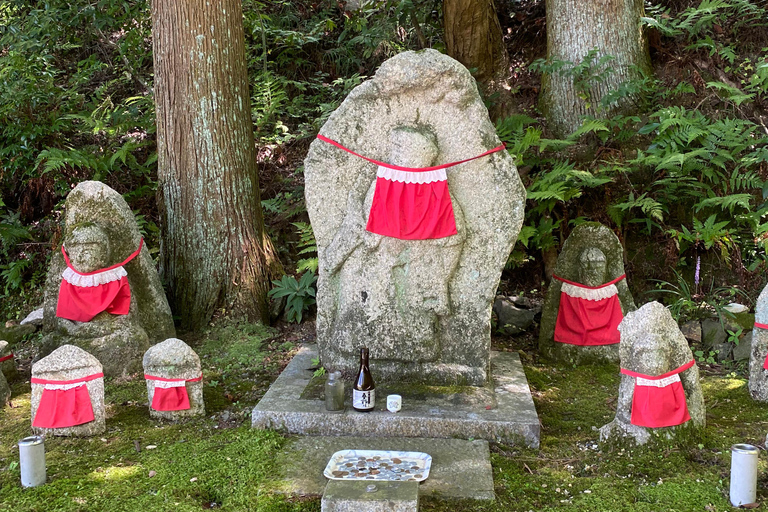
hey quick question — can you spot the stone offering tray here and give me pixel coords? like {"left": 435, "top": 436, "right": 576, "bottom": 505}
{"left": 252, "top": 345, "right": 540, "bottom": 447}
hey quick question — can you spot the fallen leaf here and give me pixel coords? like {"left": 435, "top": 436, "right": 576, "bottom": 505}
{"left": 133, "top": 440, "right": 141, "bottom": 453}
{"left": 740, "top": 503, "right": 760, "bottom": 509}
{"left": 146, "top": 445, "right": 157, "bottom": 450}
{"left": 190, "top": 477, "right": 198, "bottom": 482}
{"left": 148, "top": 470, "right": 156, "bottom": 478}
{"left": 485, "top": 405, "right": 493, "bottom": 410}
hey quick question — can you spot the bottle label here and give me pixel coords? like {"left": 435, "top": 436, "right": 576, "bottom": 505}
{"left": 353, "top": 389, "right": 375, "bottom": 410}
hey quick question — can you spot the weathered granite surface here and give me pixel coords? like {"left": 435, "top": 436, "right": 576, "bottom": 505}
{"left": 749, "top": 284, "right": 768, "bottom": 400}
{"left": 0, "top": 370, "right": 9, "bottom": 406}
{"left": 539, "top": 222, "right": 636, "bottom": 364}
{"left": 31, "top": 345, "right": 105, "bottom": 437}
{"left": 0, "top": 323, "right": 36, "bottom": 346}
{"left": 599, "top": 302, "right": 705, "bottom": 446}
{"left": 322, "top": 481, "right": 419, "bottom": 512}
{"left": 304, "top": 50, "right": 525, "bottom": 385}
{"left": 39, "top": 181, "right": 175, "bottom": 378}
{"left": 21, "top": 307, "right": 44, "bottom": 327}
{"left": 252, "top": 345, "right": 539, "bottom": 447}
{"left": 143, "top": 338, "right": 204, "bottom": 420}
{"left": 276, "top": 436, "right": 494, "bottom": 501}
{"left": 0, "top": 340, "right": 17, "bottom": 382}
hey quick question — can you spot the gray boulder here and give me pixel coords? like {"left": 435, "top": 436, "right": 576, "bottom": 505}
{"left": 749, "top": 284, "right": 768, "bottom": 401}
{"left": 539, "top": 223, "right": 636, "bottom": 364}
{"left": 493, "top": 296, "right": 538, "bottom": 334}
{"left": 0, "top": 323, "right": 36, "bottom": 346}
{"left": 304, "top": 50, "right": 525, "bottom": 385}
{"left": 31, "top": 345, "right": 105, "bottom": 437}
{"left": 20, "top": 307, "right": 44, "bottom": 327}
{"left": 143, "top": 338, "right": 205, "bottom": 421}
{"left": 599, "top": 302, "right": 705, "bottom": 446}
{"left": 733, "top": 331, "right": 752, "bottom": 362}
{"left": 39, "top": 181, "right": 175, "bottom": 378}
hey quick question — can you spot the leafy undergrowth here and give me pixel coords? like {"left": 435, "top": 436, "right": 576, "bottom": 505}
{"left": 2, "top": 324, "right": 768, "bottom": 511}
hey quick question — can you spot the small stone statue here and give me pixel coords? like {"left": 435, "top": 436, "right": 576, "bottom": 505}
{"left": 143, "top": 338, "right": 204, "bottom": 421}
{"left": 748, "top": 282, "right": 768, "bottom": 400}
{"left": 599, "top": 302, "right": 705, "bottom": 446}
{"left": 40, "top": 181, "right": 175, "bottom": 378}
{"left": 539, "top": 223, "right": 636, "bottom": 364}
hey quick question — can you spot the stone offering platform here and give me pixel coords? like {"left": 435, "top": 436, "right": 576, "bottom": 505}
{"left": 252, "top": 344, "right": 540, "bottom": 447}
{"left": 274, "top": 436, "right": 495, "bottom": 501}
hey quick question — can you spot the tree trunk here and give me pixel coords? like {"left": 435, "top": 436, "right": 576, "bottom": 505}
{"left": 541, "top": 0, "right": 651, "bottom": 137}
{"left": 444, "top": 0, "right": 510, "bottom": 88}
{"left": 152, "top": 0, "right": 281, "bottom": 329}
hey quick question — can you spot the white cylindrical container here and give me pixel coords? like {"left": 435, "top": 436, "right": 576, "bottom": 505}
{"left": 730, "top": 443, "right": 759, "bottom": 507}
{"left": 19, "top": 435, "right": 46, "bottom": 488}
{"left": 386, "top": 394, "right": 402, "bottom": 413}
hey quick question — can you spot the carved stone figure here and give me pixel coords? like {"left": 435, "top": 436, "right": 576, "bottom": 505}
{"left": 304, "top": 50, "right": 525, "bottom": 385}
{"left": 143, "top": 338, "right": 205, "bottom": 421}
{"left": 600, "top": 302, "right": 705, "bottom": 446}
{"left": 40, "top": 181, "right": 175, "bottom": 378}
{"left": 539, "top": 223, "right": 636, "bottom": 364}
{"left": 748, "top": 283, "right": 768, "bottom": 400}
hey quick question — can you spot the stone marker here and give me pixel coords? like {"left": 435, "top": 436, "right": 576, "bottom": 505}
{"left": 748, "top": 283, "right": 768, "bottom": 401}
{"left": 0, "top": 340, "right": 17, "bottom": 382}
{"left": 539, "top": 222, "right": 636, "bottom": 364}
{"left": 39, "top": 181, "right": 175, "bottom": 378}
{"left": 304, "top": 49, "right": 525, "bottom": 385}
{"left": 322, "top": 480, "right": 418, "bottom": 512}
{"left": 599, "top": 302, "right": 705, "bottom": 446}
{"left": 31, "top": 344, "right": 105, "bottom": 437}
{"left": 143, "top": 338, "right": 204, "bottom": 420}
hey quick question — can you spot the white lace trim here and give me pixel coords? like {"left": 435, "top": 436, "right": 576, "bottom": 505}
{"left": 561, "top": 282, "right": 618, "bottom": 301}
{"left": 62, "top": 266, "right": 127, "bottom": 287}
{"left": 153, "top": 380, "right": 187, "bottom": 389}
{"left": 43, "top": 382, "right": 89, "bottom": 391}
{"left": 377, "top": 165, "right": 447, "bottom": 184}
{"left": 636, "top": 374, "right": 680, "bottom": 388}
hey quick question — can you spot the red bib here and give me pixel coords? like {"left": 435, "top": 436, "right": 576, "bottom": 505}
{"left": 31, "top": 373, "right": 102, "bottom": 428}
{"left": 0, "top": 353, "right": 12, "bottom": 363}
{"left": 56, "top": 239, "right": 143, "bottom": 322}
{"left": 553, "top": 274, "right": 625, "bottom": 346}
{"left": 316, "top": 134, "right": 505, "bottom": 240}
{"left": 145, "top": 374, "right": 202, "bottom": 411}
{"left": 621, "top": 360, "right": 694, "bottom": 428}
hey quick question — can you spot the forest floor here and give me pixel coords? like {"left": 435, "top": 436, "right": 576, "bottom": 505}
{"left": 0, "top": 319, "right": 765, "bottom": 512}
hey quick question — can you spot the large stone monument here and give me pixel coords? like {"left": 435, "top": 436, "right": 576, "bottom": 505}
{"left": 143, "top": 338, "right": 205, "bottom": 421}
{"left": 600, "top": 302, "right": 705, "bottom": 446}
{"left": 31, "top": 344, "right": 106, "bottom": 437}
{"left": 304, "top": 49, "right": 525, "bottom": 385}
{"left": 539, "top": 223, "right": 636, "bottom": 364}
{"left": 40, "top": 181, "right": 175, "bottom": 378}
{"left": 748, "top": 282, "right": 768, "bottom": 400}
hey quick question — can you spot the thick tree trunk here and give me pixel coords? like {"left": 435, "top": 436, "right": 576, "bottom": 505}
{"left": 152, "top": 0, "right": 281, "bottom": 329}
{"left": 444, "top": 0, "right": 510, "bottom": 87}
{"left": 541, "top": 0, "right": 651, "bottom": 137}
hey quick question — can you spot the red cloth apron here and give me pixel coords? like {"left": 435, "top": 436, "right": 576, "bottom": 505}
{"left": 56, "top": 239, "right": 143, "bottom": 322}
{"left": 756, "top": 322, "right": 768, "bottom": 369}
{"left": 145, "top": 374, "right": 202, "bottom": 411}
{"left": 316, "top": 134, "right": 505, "bottom": 240}
{"left": 31, "top": 373, "right": 103, "bottom": 428}
{"left": 553, "top": 274, "right": 625, "bottom": 346}
{"left": 0, "top": 353, "right": 13, "bottom": 363}
{"left": 621, "top": 360, "right": 695, "bottom": 428}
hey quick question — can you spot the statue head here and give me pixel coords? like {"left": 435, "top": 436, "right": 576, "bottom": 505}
{"left": 578, "top": 247, "right": 607, "bottom": 287}
{"left": 66, "top": 224, "right": 111, "bottom": 273}
{"left": 388, "top": 126, "right": 439, "bottom": 168}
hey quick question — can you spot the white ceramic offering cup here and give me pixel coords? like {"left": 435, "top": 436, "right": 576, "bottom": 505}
{"left": 387, "top": 394, "right": 402, "bottom": 413}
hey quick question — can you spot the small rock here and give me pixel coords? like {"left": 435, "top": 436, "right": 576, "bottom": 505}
{"left": 680, "top": 321, "right": 702, "bottom": 343}
{"left": 493, "top": 297, "right": 535, "bottom": 334}
{"left": 146, "top": 445, "right": 157, "bottom": 450}
{"left": 724, "top": 303, "right": 749, "bottom": 314}
{"left": 20, "top": 307, "right": 44, "bottom": 327}
{"left": 701, "top": 319, "right": 728, "bottom": 349}
{"left": 190, "top": 477, "right": 198, "bottom": 482}
{"left": 148, "top": 470, "right": 156, "bottom": 478}
{"left": 733, "top": 331, "right": 752, "bottom": 362}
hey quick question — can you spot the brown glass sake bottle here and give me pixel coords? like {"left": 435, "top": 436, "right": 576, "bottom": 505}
{"left": 352, "top": 347, "right": 375, "bottom": 412}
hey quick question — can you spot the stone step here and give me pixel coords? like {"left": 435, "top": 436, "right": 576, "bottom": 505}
{"left": 322, "top": 480, "right": 419, "bottom": 512}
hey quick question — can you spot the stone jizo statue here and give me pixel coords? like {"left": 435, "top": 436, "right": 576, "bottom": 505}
{"left": 600, "top": 302, "right": 705, "bottom": 446}
{"left": 539, "top": 223, "right": 636, "bottom": 364}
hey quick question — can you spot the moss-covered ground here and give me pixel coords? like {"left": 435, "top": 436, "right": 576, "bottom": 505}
{"left": 1, "top": 323, "right": 766, "bottom": 511}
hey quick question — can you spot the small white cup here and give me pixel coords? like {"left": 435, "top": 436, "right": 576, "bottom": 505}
{"left": 386, "top": 394, "right": 402, "bottom": 413}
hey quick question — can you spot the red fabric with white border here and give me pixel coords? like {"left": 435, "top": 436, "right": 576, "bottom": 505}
{"left": 56, "top": 239, "right": 143, "bottom": 322}
{"left": 316, "top": 134, "right": 505, "bottom": 240}
{"left": 553, "top": 274, "right": 625, "bottom": 346}
{"left": 31, "top": 373, "right": 102, "bottom": 428}
{"left": 145, "top": 374, "right": 202, "bottom": 411}
{"left": 621, "top": 360, "right": 695, "bottom": 428}
{"left": 756, "top": 322, "right": 768, "bottom": 369}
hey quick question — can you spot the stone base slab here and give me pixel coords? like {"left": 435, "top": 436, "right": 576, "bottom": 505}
{"left": 252, "top": 344, "right": 540, "bottom": 447}
{"left": 275, "top": 436, "right": 495, "bottom": 501}
{"left": 322, "top": 480, "right": 419, "bottom": 512}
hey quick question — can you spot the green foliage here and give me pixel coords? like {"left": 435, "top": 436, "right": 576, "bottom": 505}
{"left": 292, "top": 221, "right": 318, "bottom": 273}
{"left": 267, "top": 271, "right": 317, "bottom": 323}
